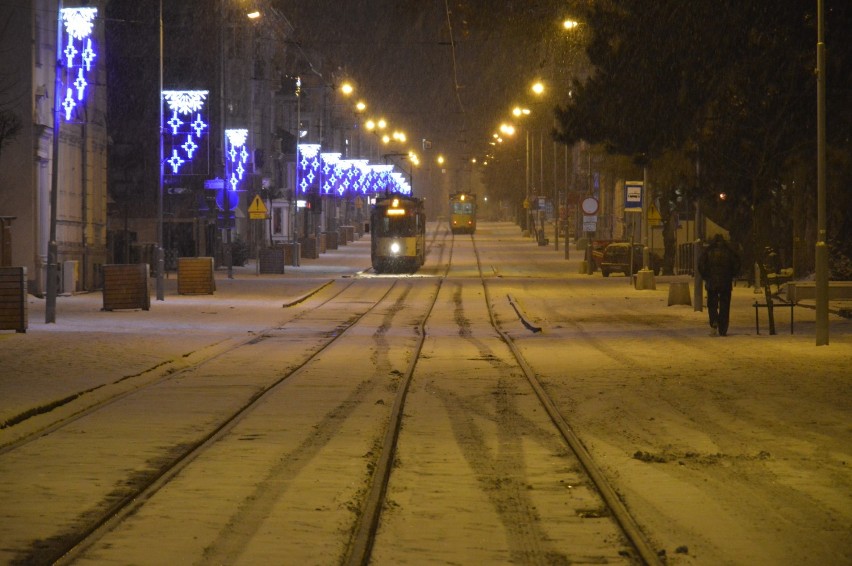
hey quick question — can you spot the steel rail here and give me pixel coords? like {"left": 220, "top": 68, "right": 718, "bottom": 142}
{"left": 471, "top": 234, "right": 664, "bottom": 566}
{"left": 0, "top": 278, "right": 353, "bottom": 454}
{"left": 344, "top": 222, "right": 454, "bottom": 565}
{"left": 46, "top": 279, "right": 399, "bottom": 566}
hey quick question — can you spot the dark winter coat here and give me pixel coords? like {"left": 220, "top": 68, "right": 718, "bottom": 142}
{"left": 698, "top": 237, "right": 741, "bottom": 290}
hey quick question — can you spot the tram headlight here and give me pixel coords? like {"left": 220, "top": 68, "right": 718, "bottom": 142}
{"left": 390, "top": 241, "right": 401, "bottom": 255}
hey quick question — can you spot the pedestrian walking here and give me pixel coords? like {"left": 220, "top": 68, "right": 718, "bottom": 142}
{"left": 698, "top": 234, "right": 741, "bottom": 336}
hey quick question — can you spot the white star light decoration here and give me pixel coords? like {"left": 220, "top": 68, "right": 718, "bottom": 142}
{"left": 162, "top": 90, "right": 209, "bottom": 174}
{"left": 59, "top": 7, "right": 97, "bottom": 121}
{"left": 297, "top": 144, "right": 322, "bottom": 194}
{"left": 225, "top": 129, "right": 250, "bottom": 191}
{"left": 294, "top": 146, "right": 410, "bottom": 198}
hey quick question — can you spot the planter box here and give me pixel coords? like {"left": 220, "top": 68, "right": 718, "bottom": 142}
{"left": 258, "top": 247, "right": 286, "bottom": 274}
{"left": 300, "top": 237, "right": 318, "bottom": 259}
{"left": 0, "top": 267, "right": 27, "bottom": 332}
{"left": 177, "top": 257, "right": 216, "bottom": 295}
{"left": 325, "top": 230, "right": 339, "bottom": 250}
{"left": 102, "top": 264, "right": 150, "bottom": 311}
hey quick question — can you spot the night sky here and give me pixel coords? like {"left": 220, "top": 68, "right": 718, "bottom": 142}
{"left": 280, "top": 1, "right": 585, "bottom": 167}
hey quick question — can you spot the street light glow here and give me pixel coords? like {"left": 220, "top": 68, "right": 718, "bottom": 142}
{"left": 513, "top": 106, "right": 530, "bottom": 117}
{"left": 246, "top": 11, "right": 261, "bottom": 19}
{"left": 340, "top": 82, "right": 354, "bottom": 95}
{"left": 531, "top": 81, "right": 545, "bottom": 95}
{"left": 563, "top": 19, "right": 579, "bottom": 30}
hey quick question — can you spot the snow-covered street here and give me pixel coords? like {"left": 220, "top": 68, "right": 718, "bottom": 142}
{"left": 1, "top": 222, "right": 850, "bottom": 565}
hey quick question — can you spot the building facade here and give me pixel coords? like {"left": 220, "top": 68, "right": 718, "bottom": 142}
{"left": 0, "top": 0, "right": 108, "bottom": 294}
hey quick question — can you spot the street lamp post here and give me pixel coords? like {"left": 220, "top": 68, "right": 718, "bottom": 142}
{"left": 46, "top": 1, "right": 65, "bottom": 323}
{"left": 815, "top": 0, "right": 829, "bottom": 345}
{"left": 156, "top": 0, "right": 165, "bottom": 300}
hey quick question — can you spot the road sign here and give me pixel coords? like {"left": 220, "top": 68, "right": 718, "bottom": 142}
{"left": 583, "top": 221, "right": 597, "bottom": 232}
{"left": 648, "top": 203, "right": 662, "bottom": 225}
{"left": 625, "top": 181, "right": 643, "bottom": 211}
{"left": 581, "top": 197, "right": 598, "bottom": 215}
{"left": 248, "top": 194, "right": 268, "bottom": 220}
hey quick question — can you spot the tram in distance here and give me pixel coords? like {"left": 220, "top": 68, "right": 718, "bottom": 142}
{"left": 449, "top": 191, "right": 477, "bottom": 234}
{"left": 369, "top": 195, "right": 427, "bottom": 273}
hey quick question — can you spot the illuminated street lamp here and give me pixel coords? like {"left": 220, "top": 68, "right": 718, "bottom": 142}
{"left": 562, "top": 19, "right": 579, "bottom": 30}
{"left": 499, "top": 123, "right": 516, "bottom": 137}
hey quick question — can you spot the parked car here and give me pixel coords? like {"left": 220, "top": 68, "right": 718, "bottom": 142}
{"left": 600, "top": 242, "right": 661, "bottom": 277}
{"left": 589, "top": 239, "right": 620, "bottom": 270}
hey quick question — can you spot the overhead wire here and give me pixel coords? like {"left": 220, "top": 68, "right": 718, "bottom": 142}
{"left": 443, "top": 0, "right": 465, "bottom": 115}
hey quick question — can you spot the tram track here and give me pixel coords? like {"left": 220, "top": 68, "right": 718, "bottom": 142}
{"left": 0, "top": 278, "right": 356, "bottom": 454}
{"left": 347, "top": 229, "right": 662, "bottom": 565}
{"left": 28, "top": 225, "right": 458, "bottom": 564}
{"left": 473, "top": 236, "right": 663, "bottom": 566}
{"left": 2, "top": 223, "right": 661, "bottom": 564}
{"left": 4, "top": 278, "right": 407, "bottom": 565}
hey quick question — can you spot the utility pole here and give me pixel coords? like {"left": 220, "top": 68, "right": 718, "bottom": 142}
{"left": 46, "top": 0, "right": 65, "bottom": 323}
{"left": 815, "top": 0, "right": 829, "bottom": 345}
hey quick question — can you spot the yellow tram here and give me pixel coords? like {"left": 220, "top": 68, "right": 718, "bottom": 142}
{"left": 449, "top": 192, "right": 477, "bottom": 234}
{"left": 370, "top": 195, "right": 426, "bottom": 273}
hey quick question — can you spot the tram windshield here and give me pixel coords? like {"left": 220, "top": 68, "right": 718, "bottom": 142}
{"left": 452, "top": 201, "right": 474, "bottom": 214}
{"left": 374, "top": 211, "right": 419, "bottom": 237}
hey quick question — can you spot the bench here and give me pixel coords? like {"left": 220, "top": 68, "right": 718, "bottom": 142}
{"left": 753, "top": 300, "right": 795, "bottom": 335}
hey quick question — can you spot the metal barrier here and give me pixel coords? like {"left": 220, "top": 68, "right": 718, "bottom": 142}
{"left": 676, "top": 242, "right": 695, "bottom": 275}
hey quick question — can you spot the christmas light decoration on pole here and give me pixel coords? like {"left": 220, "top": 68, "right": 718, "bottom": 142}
{"left": 162, "top": 90, "right": 210, "bottom": 174}
{"left": 59, "top": 7, "right": 97, "bottom": 122}
{"left": 297, "top": 144, "right": 322, "bottom": 194}
{"left": 225, "top": 128, "right": 250, "bottom": 191}
{"left": 47, "top": 4, "right": 100, "bottom": 323}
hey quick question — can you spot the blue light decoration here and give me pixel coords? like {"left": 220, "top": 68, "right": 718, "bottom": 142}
{"left": 225, "top": 128, "right": 250, "bottom": 191}
{"left": 320, "top": 153, "right": 341, "bottom": 195}
{"left": 297, "top": 144, "right": 322, "bottom": 194}
{"left": 374, "top": 165, "right": 398, "bottom": 194}
{"left": 291, "top": 150, "right": 414, "bottom": 200}
{"left": 335, "top": 160, "right": 356, "bottom": 196}
{"left": 59, "top": 7, "right": 98, "bottom": 121}
{"left": 352, "top": 161, "right": 372, "bottom": 194}
{"left": 391, "top": 172, "right": 411, "bottom": 195}
{"left": 162, "top": 90, "right": 209, "bottom": 175}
